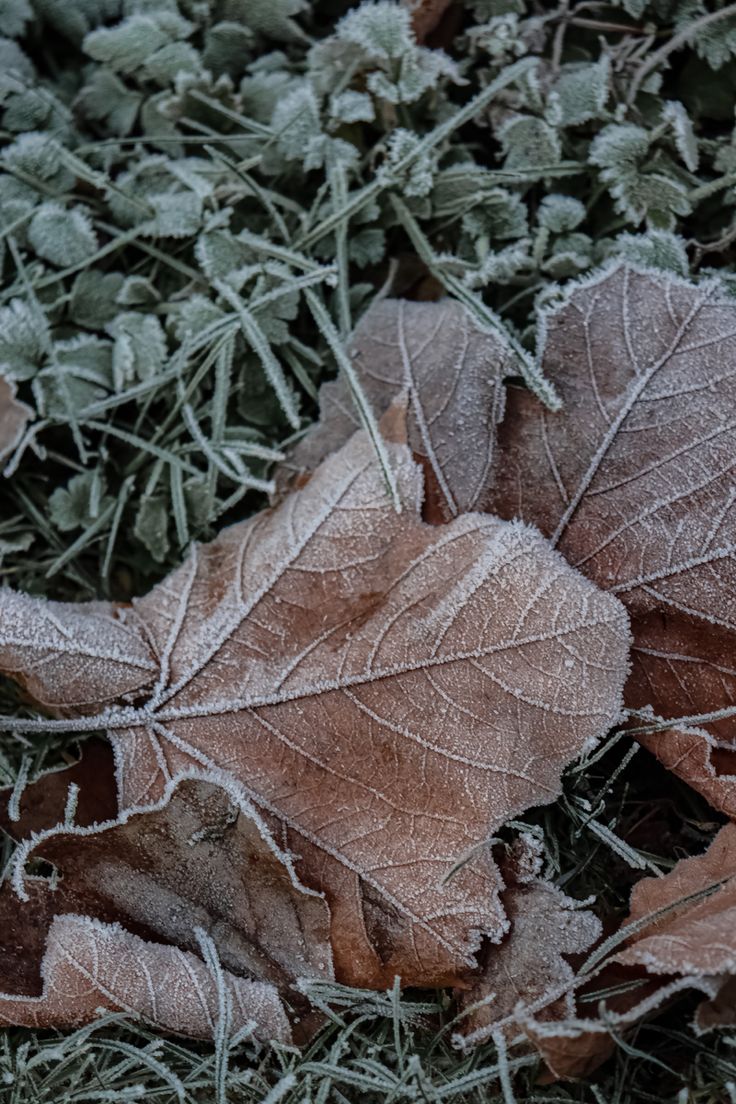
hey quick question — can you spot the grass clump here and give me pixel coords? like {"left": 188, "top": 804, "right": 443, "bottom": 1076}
{"left": 4, "top": 0, "right": 736, "bottom": 1099}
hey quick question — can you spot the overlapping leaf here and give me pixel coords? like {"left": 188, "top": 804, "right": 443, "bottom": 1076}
{"left": 454, "top": 836, "right": 601, "bottom": 1051}
{"left": 523, "top": 823, "right": 736, "bottom": 1080}
{"left": 0, "top": 772, "right": 330, "bottom": 1041}
{"left": 0, "top": 913, "right": 291, "bottom": 1042}
{"left": 278, "top": 298, "right": 514, "bottom": 521}
{"left": 0, "top": 413, "right": 629, "bottom": 1013}
{"left": 484, "top": 263, "right": 736, "bottom": 815}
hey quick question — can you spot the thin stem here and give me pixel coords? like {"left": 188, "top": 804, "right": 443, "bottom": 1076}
{"left": 627, "top": 2, "right": 736, "bottom": 106}
{"left": 330, "top": 161, "right": 352, "bottom": 339}
{"left": 304, "top": 288, "right": 401, "bottom": 512}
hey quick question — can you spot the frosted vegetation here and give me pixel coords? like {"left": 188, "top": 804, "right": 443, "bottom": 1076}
{"left": 4, "top": 0, "right": 736, "bottom": 1099}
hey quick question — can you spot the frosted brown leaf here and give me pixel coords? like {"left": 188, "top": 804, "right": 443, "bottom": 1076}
{"left": 3, "top": 776, "right": 333, "bottom": 994}
{"left": 0, "top": 774, "right": 331, "bottom": 1041}
{"left": 277, "top": 298, "right": 514, "bottom": 521}
{"left": 485, "top": 263, "right": 736, "bottom": 815}
{"left": 454, "top": 836, "right": 601, "bottom": 1051}
{"left": 0, "top": 913, "right": 291, "bottom": 1042}
{"left": 522, "top": 822, "right": 736, "bottom": 1080}
{"left": 0, "top": 417, "right": 629, "bottom": 997}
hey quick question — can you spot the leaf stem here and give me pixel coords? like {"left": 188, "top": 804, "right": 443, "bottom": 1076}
{"left": 626, "top": 2, "right": 736, "bottom": 106}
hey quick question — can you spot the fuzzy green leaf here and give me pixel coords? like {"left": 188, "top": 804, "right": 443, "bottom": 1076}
{"left": 0, "top": 299, "right": 47, "bottom": 381}
{"left": 28, "top": 204, "right": 99, "bottom": 268}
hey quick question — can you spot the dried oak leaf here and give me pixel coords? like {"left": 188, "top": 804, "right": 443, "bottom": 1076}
{"left": 524, "top": 822, "right": 736, "bottom": 1080}
{"left": 485, "top": 263, "right": 736, "bottom": 816}
{"left": 277, "top": 298, "right": 514, "bottom": 522}
{"left": 0, "top": 416, "right": 630, "bottom": 995}
{"left": 0, "top": 774, "right": 331, "bottom": 1040}
{"left": 0, "top": 374, "right": 32, "bottom": 464}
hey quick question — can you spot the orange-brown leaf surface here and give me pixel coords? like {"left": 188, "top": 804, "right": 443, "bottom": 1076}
{"left": 0, "top": 419, "right": 630, "bottom": 1002}
{"left": 485, "top": 263, "right": 736, "bottom": 815}
{"left": 0, "top": 374, "right": 31, "bottom": 464}
{"left": 278, "top": 298, "right": 514, "bottom": 521}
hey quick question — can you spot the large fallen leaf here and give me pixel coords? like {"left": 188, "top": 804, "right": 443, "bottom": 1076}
{"left": 278, "top": 298, "right": 514, "bottom": 522}
{"left": 0, "top": 416, "right": 630, "bottom": 992}
{"left": 522, "top": 822, "right": 736, "bottom": 1080}
{"left": 485, "top": 263, "right": 736, "bottom": 815}
{"left": 0, "top": 374, "right": 32, "bottom": 465}
{"left": 0, "top": 912, "right": 291, "bottom": 1042}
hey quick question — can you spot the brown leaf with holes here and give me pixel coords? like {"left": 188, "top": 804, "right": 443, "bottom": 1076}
{"left": 485, "top": 263, "right": 736, "bottom": 816}
{"left": 0, "top": 374, "right": 32, "bottom": 464}
{"left": 0, "top": 414, "right": 629, "bottom": 1022}
{"left": 521, "top": 822, "right": 736, "bottom": 1080}
{"left": 277, "top": 298, "right": 514, "bottom": 522}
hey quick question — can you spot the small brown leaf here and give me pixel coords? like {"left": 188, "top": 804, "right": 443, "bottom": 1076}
{"left": 0, "top": 421, "right": 630, "bottom": 998}
{"left": 0, "top": 374, "right": 32, "bottom": 464}
{"left": 403, "top": 0, "right": 454, "bottom": 42}
{"left": 521, "top": 823, "right": 736, "bottom": 1080}
{"left": 455, "top": 875, "right": 601, "bottom": 1050}
{"left": 0, "top": 913, "right": 291, "bottom": 1042}
{"left": 485, "top": 264, "right": 736, "bottom": 815}
{"left": 278, "top": 298, "right": 514, "bottom": 522}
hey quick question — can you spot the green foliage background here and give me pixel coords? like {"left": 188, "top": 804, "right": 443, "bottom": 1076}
{"left": 3, "top": 0, "right": 736, "bottom": 1099}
